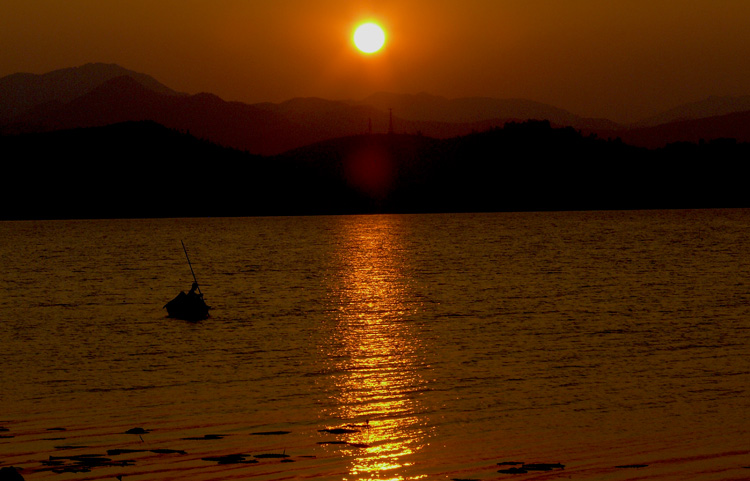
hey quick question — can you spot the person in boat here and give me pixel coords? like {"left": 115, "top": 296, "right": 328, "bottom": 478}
{"left": 187, "top": 282, "right": 202, "bottom": 299}
{"left": 170, "top": 282, "right": 202, "bottom": 303}
{"left": 183, "top": 282, "right": 207, "bottom": 310}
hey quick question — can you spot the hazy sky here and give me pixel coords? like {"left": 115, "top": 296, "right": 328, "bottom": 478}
{"left": 2, "top": 0, "right": 750, "bottom": 123}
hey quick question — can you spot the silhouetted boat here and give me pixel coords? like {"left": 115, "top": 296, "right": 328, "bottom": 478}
{"left": 164, "top": 289, "right": 210, "bottom": 321}
{"left": 164, "top": 241, "right": 211, "bottom": 321}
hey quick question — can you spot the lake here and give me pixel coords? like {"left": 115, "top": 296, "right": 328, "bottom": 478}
{"left": 1, "top": 210, "right": 749, "bottom": 481}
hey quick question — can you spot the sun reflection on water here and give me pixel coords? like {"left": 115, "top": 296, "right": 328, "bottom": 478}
{"left": 320, "top": 216, "right": 432, "bottom": 481}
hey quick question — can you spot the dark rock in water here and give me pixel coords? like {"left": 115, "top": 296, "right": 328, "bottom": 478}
{"left": 523, "top": 463, "right": 565, "bottom": 471}
{"left": 202, "top": 455, "right": 240, "bottom": 463}
{"left": 150, "top": 449, "right": 187, "bottom": 455}
{"left": 317, "top": 441, "right": 347, "bottom": 445}
{"left": 0, "top": 466, "right": 25, "bottom": 481}
{"left": 70, "top": 457, "right": 114, "bottom": 467}
{"left": 52, "top": 466, "right": 91, "bottom": 474}
{"left": 615, "top": 464, "right": 648, "bottom": 468}
{"left": 318, "top": 428, "right": 359, "bottom": 434}
{"left": 66, "top": 454, "right": 108, "bottom": 460}
{"left": 251, "top": 431, "right": 291, "bottom": 435}
{"left": 125, "top": 428, "right": 150, "bottom": 435}
{"left": 280, "top": 458, "right": 295, "bottom": 463}
{"left": 108, "top": 449, "right": 146, "bottom": 456}
{"left": 44, "top": 454, "right": 136, "bottom": 471}
{"left": 46, "top": 427, "right": 67, "bottom": 431}
{"left": 254, "top": 453, "right": 290, "bottom": 458}
{"left": 201, "top": 454, "right": 257, "bottom": 464}
{"left": 0, "top": 427, "right": 9, "bottom": 432}
{"left": 498, "top": 467, "right": 528, "bottom": 474}
{"left": 347, "top": 442, "right": 370, "bottom": 448}
{"left": 182, "top": 434, "right": 226, "bottom": 440}
{"left": 49, "top": 454, "right": 102, "bottom": 461}
{"left": 498, "top": 462, "right": 564, "bottom": 474}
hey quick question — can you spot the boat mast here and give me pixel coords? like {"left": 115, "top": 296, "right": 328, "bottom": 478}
{"left": 181, "top": 240, "right": 202, "bottom": 297}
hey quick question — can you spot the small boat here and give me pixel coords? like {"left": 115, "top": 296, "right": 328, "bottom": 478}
{"left": 164, "top": 241, "right": 211, "bottom": 321}
{"left": 164, "top": 284, "right": 210, "bottom": 321}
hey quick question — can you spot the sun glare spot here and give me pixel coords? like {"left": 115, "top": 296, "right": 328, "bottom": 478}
{"left": 354, "top": 22, "right": 386, "bottom": 54}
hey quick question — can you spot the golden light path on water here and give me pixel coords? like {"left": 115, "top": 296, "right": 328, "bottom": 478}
{"left": 320, "top": 217, "right": 432, "bottom": 481}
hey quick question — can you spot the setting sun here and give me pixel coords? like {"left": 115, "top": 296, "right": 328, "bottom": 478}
{"left": 353, "top": 22, "right": 385, "bottom": 54}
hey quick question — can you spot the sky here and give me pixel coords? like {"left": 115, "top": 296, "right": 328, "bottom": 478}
{"left": 2, "top": 0, "right": 750, "bottom": 123}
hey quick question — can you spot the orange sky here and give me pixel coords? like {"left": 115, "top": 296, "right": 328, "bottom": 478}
{"left": 2, "top": 0, "right": 750, "bottom": 123}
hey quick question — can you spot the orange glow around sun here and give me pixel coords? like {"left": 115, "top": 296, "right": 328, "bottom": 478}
{"left": 353, "top": 22, "right": 386, "bottom": 54}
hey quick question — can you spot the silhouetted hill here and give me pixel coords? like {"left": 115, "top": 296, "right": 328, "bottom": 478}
{"left": 7, "top": 76, "right": 174, "bottom": 130}
{"left": 243, "top": 121, "right": 750, "bottom": 214}
{"left": 2, "top": 63, "right": 749, "bottom": 160}
{"left": 589, "top": 110, "right": 750, "bottom": 148}
{"left": 274, "top": 122, "right": 648, "bottom": 213}
{"left": 0, "top": 63, "right": 623, "bottom": 155}
{"left": 2, "top": 75, "right": 299, "bottom": 155}
{"left": 0, "top": 73, "right": 588, "bottom": 155}
{"left": 3, "top": 74, "right": 492, "bottom": 155}
{"left": 254, "top": 96, "right": 538, "bottom": 148}
{"left": 635, "top": 95, "right": 750, "bottom": 127}
{"left": 1, "top": 121, "right": 262, "bottom": 219}
{"left": 3, "top": 120, "right": 747, "bottom": 220}
{"left": 355, "top": 92, "right": 620, "bottom": 130}
{"left": 0, "top": 62, "right": 180, "bottom": 121}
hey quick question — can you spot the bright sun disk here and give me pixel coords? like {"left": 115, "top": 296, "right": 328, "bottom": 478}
{"left": 354, "top": 22, "right": 385, "bottom": 54}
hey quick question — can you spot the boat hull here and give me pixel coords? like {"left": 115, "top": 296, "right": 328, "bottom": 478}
{"left": 164, "top": 292, "right": 210, "bottom": 321}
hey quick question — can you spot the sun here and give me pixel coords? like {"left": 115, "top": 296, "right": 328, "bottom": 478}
{"left": 354, "top": 22, "right": 386, "bottom": 54}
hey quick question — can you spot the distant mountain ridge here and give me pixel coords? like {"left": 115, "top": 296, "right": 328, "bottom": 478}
{"left": 2, "top": 75, "right": 302, "bottom": 155}
{"left": 634, "top": 95, "right": 750, "bottom": 127}
{"left": 593, "top": 110, "right": 750, "bottom": 148}
{"left": 0, "top": 62, "right": 181, "bottom": 121}
{"left": 353, "top": 92, "right": 619, "bottom": 130}
{"left": 1, "top": 63, "right": 749, "bottom": 154}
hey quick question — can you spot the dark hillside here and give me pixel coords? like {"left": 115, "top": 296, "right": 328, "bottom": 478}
{"left": 2, "top": 120, "right": 748, "bottom": 220}
{"left": 2, "top": 121, "right": 262, "bottom": 219}
{"left": 274, "top": 120, "right": 750, "bottom": 213}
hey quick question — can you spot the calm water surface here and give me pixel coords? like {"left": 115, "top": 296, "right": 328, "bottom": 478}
{"left": 1, "top": 210, "right": 749, "bottom": 481}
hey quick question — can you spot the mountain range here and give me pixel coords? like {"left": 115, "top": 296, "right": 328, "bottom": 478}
{"left": 2, "top": 62, "right": 749, "bottom": 154}
{"left": 1, "top": 62, "right": 748, "bottom": 219}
